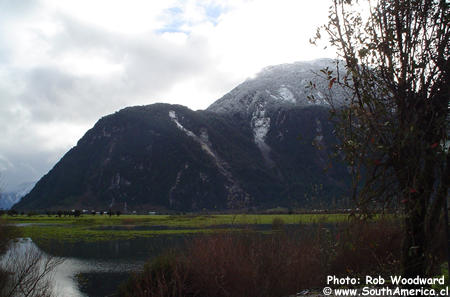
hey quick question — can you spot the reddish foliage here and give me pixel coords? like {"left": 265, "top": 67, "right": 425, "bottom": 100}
{"left": 119, "top": 219, "right": 411, "bottom": 297}
{"left": 328, "top": 77, "right": 337, "bottom": 89}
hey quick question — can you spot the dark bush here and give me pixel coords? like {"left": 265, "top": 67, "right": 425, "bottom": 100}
{"left": 271, "top": 217, "right": 285, "bottom": 230}
{"left": 7, "top": 209, "right": 17, "bottom": 216}
{"left": 119, "top": 251, "right": 190, "bottom": 297}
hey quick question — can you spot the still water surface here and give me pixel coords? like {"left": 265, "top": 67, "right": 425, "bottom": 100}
{"left": 7, "top": 235, "right": 189, "bottom": 297}
{"left": 5, "top": 224, "right": 313, "bottom": 296}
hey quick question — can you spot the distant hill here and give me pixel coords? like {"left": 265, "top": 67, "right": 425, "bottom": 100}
{"left": 14, "top": 59, "right": 351, "bottom": 212}
{"left": 1, "top": 181, "right": 36, "bottom": 210}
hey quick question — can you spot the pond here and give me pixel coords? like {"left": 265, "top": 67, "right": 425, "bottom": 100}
{"left": 2, "top": 219, "right": 337, "bottom": 296}
{"left": 3, "top": 235, "right": 190, "bottom": 297}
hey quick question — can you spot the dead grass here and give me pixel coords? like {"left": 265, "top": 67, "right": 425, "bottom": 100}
{"left": 118, "top": 218, "right": 418, "bottom": 297}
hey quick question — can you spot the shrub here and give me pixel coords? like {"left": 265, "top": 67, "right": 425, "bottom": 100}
{"left": 119, "top": 218, "right": 439, "bottom": 297}
{"left": 118, "top": 251, "right": 189, "bottom": 297}
{"left": 271, "top": 217, "right": 285, "bottom": 230}
{"left": 122, "top": 218, "right": 137, "bottom": 225}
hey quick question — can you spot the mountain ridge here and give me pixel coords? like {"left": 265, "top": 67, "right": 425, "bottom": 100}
{"left": 1, "top": 181, "right": 36, "bottom": 210}
{"left": 14, "top": 59, "right": 351, "bottom": 212}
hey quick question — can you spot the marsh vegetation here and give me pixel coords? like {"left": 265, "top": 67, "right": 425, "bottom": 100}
{"left": 4, "top": 213, "right": 445, "bottom": 297}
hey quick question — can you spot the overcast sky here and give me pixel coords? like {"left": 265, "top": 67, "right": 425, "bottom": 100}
{"left": 0, "top": 0, "right": 333, "bottom": 190}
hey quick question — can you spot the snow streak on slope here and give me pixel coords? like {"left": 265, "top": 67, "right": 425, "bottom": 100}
{"left": 277, "top": 85, "right": 296, "bottom": 103}
{"left": 169, "top": 163, "right": 188, "bottom": 208}
{"left": 313, "top": 118, "right": 324, "bottom": 145}
{"left": 169, "top": 110, "right": 227, "bottom": 172}
{"left": 168, "top": 110, "right": 248, "bottom": 206}
{"left": 250, "top": 103, "right": 275, "bottom": 167}
{"left": 169, "top": 111, "right": 196, "bottom": 138}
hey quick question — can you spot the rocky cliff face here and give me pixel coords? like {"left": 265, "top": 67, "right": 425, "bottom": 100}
{"left": 14, "top": 59, "right": 350, "bottom": 212}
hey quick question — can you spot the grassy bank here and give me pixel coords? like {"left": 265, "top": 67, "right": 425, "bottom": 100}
{"left": 18, "top": 225, "right": 236, "bottom": 242}
{"left": 3, "top": 214, "right": 352, "bottom": 242}
{"left": 4, "top": 213, "right": 349, "bottom": 227}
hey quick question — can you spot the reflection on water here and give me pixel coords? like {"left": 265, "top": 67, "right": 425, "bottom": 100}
{"left": 3, "top": 235, "right": 190, "bottom": 297}
{"left": 51, "top": 256, "right": 142, "bottom": 297}
{"left": 36, "top": 235, "right": 189, "bottom": 260}
{"left": 3, "top": 225, "right": 334, "bottom": 296}
{"left": 0, "top": 238, "right": 82, "bottom": 297}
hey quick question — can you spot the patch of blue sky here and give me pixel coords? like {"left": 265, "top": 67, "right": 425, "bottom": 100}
{"left": 156, "top": 6, "right": 188, "bottom": 34}
{"left": 156, "top": 20, "right": 188, "bottom": 34}
{"left": 156, "top": 2, "right": 226, "bottom": 34}
{"left": 203, "top": 3, "right": 224, "bottom": 25}
{"left": 167, "top": 6, "right": 183, "bottom": 15}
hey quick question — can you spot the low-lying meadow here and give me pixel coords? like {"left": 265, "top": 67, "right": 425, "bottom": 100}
{"left": 3, "top": 213, "right": 352, "bottom": 242}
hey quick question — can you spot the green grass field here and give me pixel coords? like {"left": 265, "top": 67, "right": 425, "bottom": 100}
{"left": 3, "top": 213, "right": 351, "bottom": 242}
{"left": 4, "top": 213, "right": 349, "bottom": 226}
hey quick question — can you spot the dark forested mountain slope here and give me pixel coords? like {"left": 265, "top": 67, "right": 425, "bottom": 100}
{"left": 14, "top": 59, "right": 351, "bottom": 212}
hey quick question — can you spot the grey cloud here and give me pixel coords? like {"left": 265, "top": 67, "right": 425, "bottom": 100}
{"left": 1, "top": 13, "right": 214, "bottom": 125}
{"left": 53, "top": 15, "right": 213, "bottom": 83}
{"left": 0, "top": 118, "right": 70, "bottom": 191}
{"left": 1, "top": 149, "right": 58, "bottom": 190}
{"left": 0, "top": 0, "right": 39, "bottom": 19}
{"left": 0, "top": 7, "right": 232, "bottom": 190}
{"left": 15, "top": 15, "right": 215, "bottom": 122}
{"left": 20, "top": 67, "right": 115, "bottom": 123}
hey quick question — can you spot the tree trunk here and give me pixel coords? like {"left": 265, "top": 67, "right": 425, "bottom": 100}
{"left": 402, "top": 199, "right": 426, "bottom": 278}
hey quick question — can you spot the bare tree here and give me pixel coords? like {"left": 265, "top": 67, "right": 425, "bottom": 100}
{"left": 311, "top": 0, "right": 449, "bottom": 278}
{"left": 0, "top": 178, "right": 62, "bottom": 297}
{"left": 0, "top": 239, "right": 63, "bottom": 297}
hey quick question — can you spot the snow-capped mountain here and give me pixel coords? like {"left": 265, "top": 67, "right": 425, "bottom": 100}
{"left": 1, "top": 181, "right": 36, "bottom": 210}
{"left": 207, "top": 59, "right": 341, "bottom": 115}
{"left": 14, "top": 59, "right": 351, "bottom": 212}
{"left": 208, "top": 58, "right": 344, "bottom": 167}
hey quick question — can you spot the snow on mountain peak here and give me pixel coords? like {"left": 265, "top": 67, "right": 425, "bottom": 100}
{"left": 205, "top": 59, "right": 341, "bottom": 167}
{"left": 277, "top": 85, "right": 296, "bottom": 103}
{"left": 207, "top": 58, "right": 337, "bottom": 115}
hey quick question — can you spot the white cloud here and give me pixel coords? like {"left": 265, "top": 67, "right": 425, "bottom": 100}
{"left": 207, "top": 0, "right": 332, "bottom": 76}
{"left": 42, "top": 0, "right": 176, "bottom": 34}
{"left": 0, "top": 0, "right": 334, "bottom": 189}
